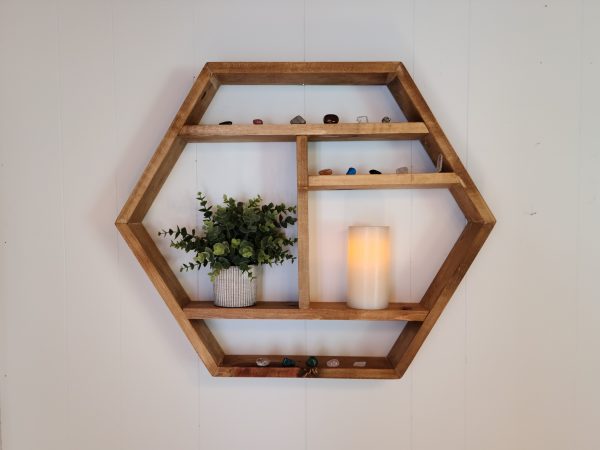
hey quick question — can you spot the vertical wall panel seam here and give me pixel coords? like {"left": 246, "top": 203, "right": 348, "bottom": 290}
{"left": 464, "top": 2, "right": 472, "bottom": 449}
{"left": 54, "top": 0, "right": 70, "bottom": 446}
{"left": 574, "top": 1, "right": 585, "bottom": 449}
{"left": 303, "top": 3, "right": 308, "bottom": 450}
{"left": 109, "top": 2, "right": 124, "bottom": 447}
{"left": 409, "top": 1, "right": 416, "bottom": 449}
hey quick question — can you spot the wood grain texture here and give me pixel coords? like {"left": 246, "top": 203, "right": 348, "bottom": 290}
{"left": 115, "top": 222, "right": 224, "bottom": 373}
{"left": 116, "top": 61, "right": 494, "bottom": 379}
{"left": 206, "top": 61, "right": 401, "bottom": 85}
{"left": 387, "top": 63, "right": 495, "bottom": 224}
{"left": 296, "top": 135, "right": 310, "bottom": 309}
{"left": 308, "top": 173, "right": 463, "bottom": 190}
{"left": 388, "top": 221, "right": 494, "bottom": 376}
{"left": 116, "top": 66, "right": 218, "bottom": 224}
{"left": 217, "top": 355, "right": 398, "bottom": 379}
{"left": 183, "top": 301, "right": 428, "bottom": 321}
{"left": 179, "top": 122, "right": 428, "bottom": 142}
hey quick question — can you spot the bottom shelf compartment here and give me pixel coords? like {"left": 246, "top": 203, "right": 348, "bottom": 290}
{"left": 215, "top": 355, "right": 398, "bottom": 379}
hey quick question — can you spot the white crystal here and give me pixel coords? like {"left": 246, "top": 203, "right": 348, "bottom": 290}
{"left": 256, "top": 357, "right": 270, "bottom": 367}
{"left": 326, "top": 358, "right": 340, "bottom": 368}
{"left": 353, "top": 361, "right": 367, "bottom": 367}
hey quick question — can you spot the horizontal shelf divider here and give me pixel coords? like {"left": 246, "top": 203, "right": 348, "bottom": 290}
{"left": 183, "top": 301, "right": 428, "bottom": 321}
{"left": 179, "top": 122, "right": 428, "bottom": 142}
{"left": 307, "top": 172, "right": 463, "bottom": 190}
{"left": 216, "top": 354, "right": 398, "bottom": 379}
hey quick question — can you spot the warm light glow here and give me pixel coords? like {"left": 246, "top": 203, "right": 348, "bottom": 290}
{"left": 347, "top": 226, "right": 391, "bottom": 310}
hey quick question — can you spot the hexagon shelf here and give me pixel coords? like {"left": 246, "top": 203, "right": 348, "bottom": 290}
{"left": 116, "top": 62, "right": 495, "bottom": 379}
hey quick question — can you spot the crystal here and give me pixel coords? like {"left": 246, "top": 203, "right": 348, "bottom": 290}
{"left": 318, "top": 168, "right": 333, "bottom": 175}
{"left": 396, "top": 167, "right": 409, "bottom": 174}
{"left": 369, "top": 169, "right": 382, "bottom": 174}
{"left": 381, "top": 116, "right": 391, "bottom": 123}
{"left": 290, "top": 115, "right": 306, "bottom": 124}
{"left": 346, "top": 167, "right": 357, "bottom": 175}
{"left": 323, "top": 114, "right": 339, "bottom": 124}
{"left": 326, "top": 358, "right": 340, "bottom": 368}
{"left": 306, "top": 356, "right": 318, "bottom": 368}
{"left": 436, "top": 154, "right": 444, "bottom": 172}
{"left": 219, "top": 121, "right": 233, "bottom": 125}
{"left": 253, "top": 119, "right": 263, "bottom": 125}
{"left": 282, "top": 357, "right": 296, "bottom": 367}
{"left": 256, "top": 357, "right": 270, "bottom": 367}
{"left": 356, "top": 115, "right": 369, "bottom": 123}
{"left": 353, "top": 361, "right": 367, "bottom": 367}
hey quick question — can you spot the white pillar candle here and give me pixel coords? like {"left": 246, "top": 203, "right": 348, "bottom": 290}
{"left": 347, "top": 226, "right": 391, "bottom": 310}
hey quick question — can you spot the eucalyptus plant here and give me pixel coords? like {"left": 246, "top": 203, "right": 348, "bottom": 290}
{"left": 159, "top": 192, "right": 297, "bottom": 280}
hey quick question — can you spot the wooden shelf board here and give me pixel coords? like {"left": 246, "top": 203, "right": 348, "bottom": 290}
{"left": 307, "top": 172, "right": 462, "bottom": 190}
{"left": 179, "top": 122, "right": 428, "bottom": 143}
{"left": 206, "top": 61, "right": 401, "bottom": 85}
{"left": 183, "top": 301, "right": 427, "bottom": 321}
{"left": 216, "top": 355, "right": 398, "bottom": 379}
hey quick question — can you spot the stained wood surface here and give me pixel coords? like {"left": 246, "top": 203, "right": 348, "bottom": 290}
{"left": 206, "top": 61, "right": 401, "bottom": 85}
{"left": 115, "top": 223, "right": 224, "bottom": 373}
{"left": 308, "top": 173, "right": 463, "bottom": 190}
{"left": 388, "top": 222, "right": 494, "bottom": 376}
{"left": 116, "top": 66, "right": 218, "bottom": 224}
{"left": 179, "top": 122, "right": 428, "bottom": 142}
{"left": 115, "top": 61, "right": 495, "bottom": 380}
{"left": 387, "top": 63, "right": 495, "bottom": 224}
{"left": 296, "top": 136, "right": 310, "bottom": 309}
{"left": 183, "top": 301, "right": 428, "bottom": 321}
{"left": 217, "top": 355, "right": 398, "bottom": 379}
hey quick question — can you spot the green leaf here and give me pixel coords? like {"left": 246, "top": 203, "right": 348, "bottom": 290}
{"left": 213, "top": 242, "right": 227, "bottom": 256}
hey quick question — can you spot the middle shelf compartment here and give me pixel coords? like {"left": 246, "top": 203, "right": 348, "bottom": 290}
{"left": 183, "top": 301, "right": 428, "bottom": 321}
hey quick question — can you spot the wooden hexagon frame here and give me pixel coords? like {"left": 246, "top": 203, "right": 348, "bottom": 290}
{"left": 116, "top": 62, "right": 495, "bottom": 379}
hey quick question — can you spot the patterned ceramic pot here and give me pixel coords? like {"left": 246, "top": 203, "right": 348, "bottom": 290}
{"left": 213, "top": 266, "right": 257, "bottom": 307}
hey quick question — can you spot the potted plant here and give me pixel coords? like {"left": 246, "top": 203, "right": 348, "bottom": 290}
{"left": 159, "top": 192, "right": 298, "bottom": 307}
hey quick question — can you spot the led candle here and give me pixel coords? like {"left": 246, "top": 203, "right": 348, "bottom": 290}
{"left": 347, "top": 226, "right": 391, "bottom": 310}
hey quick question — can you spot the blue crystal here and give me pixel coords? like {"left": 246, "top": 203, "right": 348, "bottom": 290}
{"left": 346, "top": 167, "right": 357, "bottom": 175}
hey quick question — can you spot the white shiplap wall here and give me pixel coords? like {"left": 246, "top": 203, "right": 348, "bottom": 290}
{"left": 1, "top": 1, "right": 598, "bottom": 450}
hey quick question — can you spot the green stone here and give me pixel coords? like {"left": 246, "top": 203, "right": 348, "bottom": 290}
{"left": 306, "top": 356, "right": 318, "bottom": 368}
{"left": 282, "top": 357, "right": 296, "bottom": 367}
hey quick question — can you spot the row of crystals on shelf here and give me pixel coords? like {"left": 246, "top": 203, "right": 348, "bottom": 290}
{"left": 218, "top": 115, "right": 392, "bottom": 125}
{"left": 317, "top": 155, "right": 443, "bottom": 176}
{"left": 255, "top": 355, "right": 368, "bottom": 378}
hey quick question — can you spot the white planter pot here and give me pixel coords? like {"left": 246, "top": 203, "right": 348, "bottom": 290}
{"left": 213, "top": 266, "right": 257, "bottom": 307}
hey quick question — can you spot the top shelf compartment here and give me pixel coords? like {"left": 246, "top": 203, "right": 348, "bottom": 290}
{"left": 179, "top": 122, "right": 428, "bottom": 143}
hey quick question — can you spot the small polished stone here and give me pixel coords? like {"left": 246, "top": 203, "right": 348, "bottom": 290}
{"left": 306, "top": 356, "right": 318, "bottom": 368}
{"left": 381, "top": 116, "right": 391, "bottom": 123}
{"left": 253, "top": 119, "right": 263, "bottom": 125}
{"left": 356, "top": 115, "right": 369, "bottom": 123}
{"left": 346, "top": 167, "right": 357, "bottom": 175}
{"left": 323, "top": 114, "right": 339, "bottom": 124}
{"left": 396, "top": 167, "right": 409, "bottom": 174}
{"left": 369, "top": 169, "right": 382, "bottom": 174}
{"left": 256, "top": 357, "right": 270, "bottom": 367}
{"left": 326, "top": 358, "right": 340, "bottom": 368}
{"left": 318, "top": 168, "right": 333, "bottom": 175}
{"left": 290, "top": 115, "right": 306, "bottom": 124}
{"left": 282, "top": 357, "right": 296, "bottom": 367}
{"left": 353, "top": 361, "right": 367, "bottom": 368}
{"left": 219, "top": 121, "right": 233, "bottom": 125}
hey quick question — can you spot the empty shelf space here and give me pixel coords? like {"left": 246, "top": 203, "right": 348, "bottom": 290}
{"left": 307, "top": 172, "right": 463, "bottom": 190}
{"left": 216, "top": 354, "right": 398, "bottom": 379}
{"left": 183, "top": 301, "right": 427, "bottom": 321}
{"left": 178, "top": 122, "right": 428, "bottom": 142}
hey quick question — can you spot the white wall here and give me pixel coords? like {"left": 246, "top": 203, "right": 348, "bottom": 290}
{"left": 1, "top": 1, "right": 598, "bottom": 450}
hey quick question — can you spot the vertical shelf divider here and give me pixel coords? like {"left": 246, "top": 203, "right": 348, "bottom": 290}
{"left": 296, "top": 135, "right": 310, "bottom": 309}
